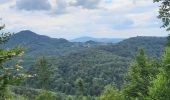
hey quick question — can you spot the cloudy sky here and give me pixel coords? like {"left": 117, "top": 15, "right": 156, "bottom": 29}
{"left": 0, "top": 0, "right": 168, "bottom": 39}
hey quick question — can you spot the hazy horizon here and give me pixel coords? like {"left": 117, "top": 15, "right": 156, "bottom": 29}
{"left": 16, "top": 30, "right": 167, "bottom": 40}
{"left": 0, "top": 0, "right": 169, "bottom": 39}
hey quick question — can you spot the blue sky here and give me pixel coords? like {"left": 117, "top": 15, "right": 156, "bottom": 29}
{"left": 0, "top": 0, "right": 168, "bottom": 39}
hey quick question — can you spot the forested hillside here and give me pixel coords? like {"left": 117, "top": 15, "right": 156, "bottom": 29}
{"left": 0, "top": 30, "right": 167, "bottom": 98}
{"left": 2, "top": 30, "right": 82, "bottom": 56}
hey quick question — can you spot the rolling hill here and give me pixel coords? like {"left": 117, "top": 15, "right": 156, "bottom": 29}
{"left": 3, "top": 30, "right": 167, "bottom": 95}
{"left": 3, "top": 30, "right": 166, "bottom": 58}
{"left": 3, "top": 30, "right": 98, "bottom": 57}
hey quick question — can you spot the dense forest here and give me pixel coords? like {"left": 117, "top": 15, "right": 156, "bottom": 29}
{"left": 1, "top": 0, "right": 170, "bottom": 100}
{"left": 0, "top": 29, "right": 169, "bottom": 100}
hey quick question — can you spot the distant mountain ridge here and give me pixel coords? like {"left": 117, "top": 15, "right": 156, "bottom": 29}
{"left": 3, "top": 30, "right": 106, "bottom": 56}
{"left": 3, "top": 30, "right": 74, "bottom": 56}
{"left": 3, "top": 30, "right": 167, "bottom": 58}
{"left": 70, "top": 36, "right": 125, "bottom": 43}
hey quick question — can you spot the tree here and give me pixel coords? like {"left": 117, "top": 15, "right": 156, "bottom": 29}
{"left": 147, "top": 70, "right": 169, "bottom": 100}
{"left": 100, "top": 85, "right": 124, "bottom": 100}
{"left": 123, "top": 49, "right": 159, "bottom": 100}
{"left": 0, "top": 24, "right": 27, "bottom": 99}
{"left": 154, "top": 0, "right": 170, "bottom": 31}
{"left": 146, "top": 1, "right": 170, "bottom": 99}
{"left": 34, "top": 56, "right": 53, "bottom": 90}
{"left": 147, "top": 40, "right": 170, "bottom": 99}
{"left": 75, "top": 78, "right": 84, "bottom": 100}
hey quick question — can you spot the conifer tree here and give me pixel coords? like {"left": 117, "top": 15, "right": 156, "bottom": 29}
{"left": 148, "top": 38, "right": 170, "bottom": 99}
{"left": 123, "top": 49, "right": 158, "bottom": 100}
{"left": 75, "top": 78, "right": 84, "bottom": 100}
{"left": 34, "top": 56, "right": 53, "bottom": 90}
{"left": 31, "top": 56, "right": 55, "bottom": 100}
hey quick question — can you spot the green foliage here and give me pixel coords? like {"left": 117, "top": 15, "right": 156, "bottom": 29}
{"left": 2, "top": 30, "right": 169, "bottom": 99}
{"left": 35, "top": 89, "right": 56, "bottom": 100}
{"left": 0, "top": 25, "right": 27, "bottom": 100}
{"left": 75, "top": 78, "right": 85, "bottom": 100}
{"left": 123, "top": 49, "right": 159, "bottom": 100}
{"left": 12, "top": 96, "right": 27, "bottom": 100}
{"left": 5, "top": 30, "right": 166, "bottom": 60}
{"left": 66, "top": 96, "right": 73, "bottom": 100}
{"left": 3, "top": 30, "right": 85, "bottom": 57}
{"left": 100, "top": 85, "right": 124, "bottom": 100}
{"left": 2, "top": 1, "right": 170, "bottom": 98}
{"left": 161, "top": 47, "right": 170, "bottom": 66}
{"left": 147, "top": 70, "right": 169, "bottom": 100}
{"left": 154, "top": 0, "right": 170, "bottom": 31}
{"left": 53, "top": 49, "right": 129, "bottom": 96}
{"left": 25, "top": 49, "right": 130, "bottom": 96}
{"left": 146, "top": 2, "right": 170, "bottom": 99}
{"left": 11, "top": 91, "right": 28, "bottom": 100}
{"left": 17, "top": 35, "right": 166, "bottom": 96}
{"left": 12, "top": 86, "right": 70, "bottom": 100}
{"left": 147, "top": 44, "right": 170, "bottom": 100}
{"left": 75, "top": 78, "right": 84, "bottom": 96}
{"left": 31, "top": 56, "right": 54, "bottom": 89}
{"left": 4, "top": 30, "right": 167, "bottom": 96}
{"left": 97, "top": 36, "right": 166, "bottom": 58}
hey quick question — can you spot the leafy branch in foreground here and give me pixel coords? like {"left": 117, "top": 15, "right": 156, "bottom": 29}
{"left": 154, "top": 0, "right": 170, "bottom": 31}
{"left": 0, "top": 24, "right": 29, "bottom": 99}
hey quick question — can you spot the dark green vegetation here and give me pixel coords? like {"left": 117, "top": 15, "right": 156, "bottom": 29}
{"left": 0, "top": 25, "right": 29, "bottom": 99}
{"left": 1, "top": 29, "right": 169, "bottom": 100}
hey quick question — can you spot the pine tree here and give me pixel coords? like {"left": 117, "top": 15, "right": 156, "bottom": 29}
{"left": 75, "top": 77, "right": 84, "bottom": 100}
{"left": 34, "top": 56, "right": 53, "bottom": 90}
{"left": 123, "top": 49, "right": 159, "bottom": 100}
{"left": 147, "top": 70, "right": 168, "bottom": 100}
{"left": 148, "top": 36, "right": 170, "bottom": 99}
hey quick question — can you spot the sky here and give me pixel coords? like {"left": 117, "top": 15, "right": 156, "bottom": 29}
{"left": 0, "top": 0, "right": 168, "bottom": 39}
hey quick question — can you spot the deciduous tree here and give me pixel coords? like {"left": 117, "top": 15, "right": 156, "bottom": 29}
{"left": 0, "top": 24, "right": 27, "bottom": 99}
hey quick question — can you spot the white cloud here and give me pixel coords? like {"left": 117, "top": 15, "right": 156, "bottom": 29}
{"left": 0, "top": 0, "right": 168, "bottom": 39}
